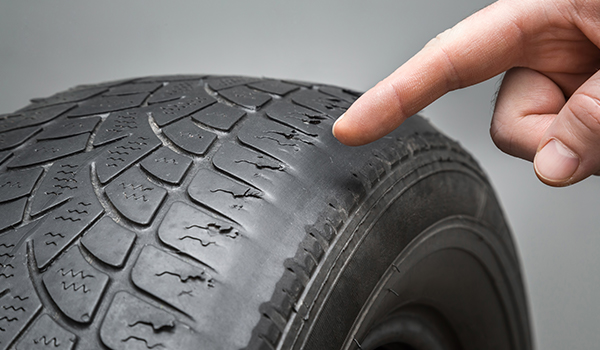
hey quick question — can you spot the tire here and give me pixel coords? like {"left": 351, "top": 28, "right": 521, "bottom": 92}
{"left": 0, "top": 75, "right": 531, "bottom": 350}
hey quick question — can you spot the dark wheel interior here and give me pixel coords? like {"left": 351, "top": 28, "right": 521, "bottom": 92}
{"left": 345, "top": 218, "right": 528, "bottom": 350}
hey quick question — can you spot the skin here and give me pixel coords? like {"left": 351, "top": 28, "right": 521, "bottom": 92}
{"left": 332, "top": 0, "right": 600, "bottom": 186}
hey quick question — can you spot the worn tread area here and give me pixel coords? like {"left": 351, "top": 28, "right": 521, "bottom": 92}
{"left": 100, "top": 291, "right": 206, "bottom": 350}
{"left": 158, "top": 201, "right": 241, "bottom": 272}
{"left": 246, "top": 127, "right": 490, "bottom": 350}
{"left": 131, "top": 245, "right": 215, "bottom": 318}
{"left": 0, "top": 75, "right": 495, "bottom": 350}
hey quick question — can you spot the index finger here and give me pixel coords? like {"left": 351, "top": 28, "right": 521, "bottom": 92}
{"left": 333, "top": 0, "right": 528, "bottom": 146}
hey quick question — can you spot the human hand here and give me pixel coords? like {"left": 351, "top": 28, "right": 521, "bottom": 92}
{"left": 332, "top": 0, "right": 600, "bottom": 186}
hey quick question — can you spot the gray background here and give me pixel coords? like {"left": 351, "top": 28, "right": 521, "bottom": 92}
{"left": 1, "top": 1, "right": 598, "bottom": 348}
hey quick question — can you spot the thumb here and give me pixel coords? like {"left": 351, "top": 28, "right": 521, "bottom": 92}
{"left": 534, "top": 71, "right": 600, "bottom": 186}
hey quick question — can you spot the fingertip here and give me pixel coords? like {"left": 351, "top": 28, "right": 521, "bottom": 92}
{"left": 533, "top": 139, "right": 580, "bottom": 186}
{"left": 332, "top": 111, "right": 366, "bottom": 146}
{"left": 332, "top": 113, "right": 345, "bottom": 139}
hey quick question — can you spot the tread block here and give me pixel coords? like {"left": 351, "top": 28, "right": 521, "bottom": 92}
{"left": 0, "top": 231, "right": 43, "bottom": 350}
{"left": 7, "top": 133, "right": 90, "bottom": 169}
{"left": 0, "top": 224, "right": 34, "bottom": 289}
{"left": 0, "top": 104, "right": 75, "bottom": 133}
{"left": 100, "top": 291, "right": 204, "bottom": 350}
{"left": 251, "top": 316, "right": 281, "bottom": 348}
{"left": 212, "top": 142, "right": 285, "bottom": 190}
{"left": 147, "top": 91, "right": 216, "bottom": 126}
{"left": 0, "top": 126, "right": 41, "bottom": 151}
{"left": 105, "top": 167, "right": 167, "bottom": 225}
{"left": 291, "top": 89, "right": 350, "bottom": 118}
{"left": 264, "top": 289, "right": 294, "bottom": 320}
{"left": 42, "top": 247, "right": 109, "bottom": 323}
{"left": 15, "top": 314, "right": 76, "bottom": 350}
{"left": 248, "top": 80, "right": 299, "bottom": 96}
{"left": 27, "top": 86, "right": 107, "bottom": 110}
{"left": 282, "top": 79, "right": 313, "bottom": 88}
{"left": 36, "top": 116, "right": 101, "bottom": 141}
{"left": 131, "top": 245, "right": 215, "bottom": 316}
{"left": 188, "top": 168, "right": 264, "bottom": 220}
{"left": 159, "top": 201, "right": 241, "bottom": 272}
{"left": 93, "top": 111, "right": 142, "bottom": 147}
{"left": 162, "top": 118, "right": 217, "bottom": 155}
{"left": 81, "top": 217, "right": 136, "bottom": 267}
{"left": 191, "top": 102, "right": 246, "bottom": 131}
{"left": 95, "top": 132, "right": 162, "bottom": 184}
{"left": 0, "top": 151, "right": 11, "bottom": 166}
{"left": 206, "top": 76, "right": 261, "bottom": 91}
{"left": 147, "top": 80, "right": 201, "bottom": 104}
{"left": 104, "top": 82, "right": 163, "bottom": 96}
{"left": 238, "top": 117, "right": 317, "bottom": 162}
{"left": 371, "top": 147, "right": 403, "bottom": 168}
{"left": 30, "top": 153, "right": 95, "bottom": 216}
{"left": 135, "top": 74, "right": 207, "bottom": 82}
{"left": 318, "top": 86, "right": 361, "bottom": 103}
{"left": 68, "top": 93, "right": 149, "bottom": 117}
{"left": 0, "top": 290, "right": 43, "bottom": 350}
{"left": 0, "top": 198, "right": 28, "bottom": 231}
{"left": 0, "top": 168, "right": 44, "bottom": 203}
{"left": 140, "top": 147, "right": 192, "bottom": 185}
{"left": 264, "top": 101, "right": 328, "bottom": 137}
{"left": 31, "top": 192, "right": 104, "bottom": 269}
{"left": 218, "top": 86, "right": 272, "bottom": 109}
{"left": 69, "top": 78, "right": 137, "bottom": 90}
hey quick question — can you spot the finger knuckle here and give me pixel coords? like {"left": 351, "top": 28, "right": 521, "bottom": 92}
{"left": 490, "top": 119, "right": 515, "bottom": 154}
{"left": 565, "top": 93, "right": 600, "bottom": 138}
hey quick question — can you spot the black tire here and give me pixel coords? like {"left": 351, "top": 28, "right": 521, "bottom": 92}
{"left": 0, "top": 75, "right": 531, "bottom": 350}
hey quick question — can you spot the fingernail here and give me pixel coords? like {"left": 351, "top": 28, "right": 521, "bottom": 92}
{"left": 534, "top": 139, "right": 579, "bottom": 183}
{"left": 332, "top": 113, "right": 345, "bottom": 138}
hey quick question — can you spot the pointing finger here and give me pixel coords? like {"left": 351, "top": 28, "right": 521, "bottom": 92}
{"left": 334, "top": 0, "right": 528, "bottom": 146}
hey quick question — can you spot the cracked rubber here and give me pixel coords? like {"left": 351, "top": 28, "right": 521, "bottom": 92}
{"left": 0, "top": 75, "right": 530, "bottom": 350}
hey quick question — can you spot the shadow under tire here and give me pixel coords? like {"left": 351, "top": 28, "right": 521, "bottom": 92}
{"left": 0, "top": 75, "right": 531, "bottom": 350}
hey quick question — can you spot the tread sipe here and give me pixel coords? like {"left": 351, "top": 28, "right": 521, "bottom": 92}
{"left": 0, "top": 75, "right": 530, "bottom": 350}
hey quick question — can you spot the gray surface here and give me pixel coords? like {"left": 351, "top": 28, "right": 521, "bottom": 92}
{"left": 1, "top": 1, "right": 598, "bottom": 349}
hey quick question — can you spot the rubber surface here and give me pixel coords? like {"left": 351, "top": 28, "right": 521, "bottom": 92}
{"left": 0, "top": 75, "right": 526, "bottom": 350}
